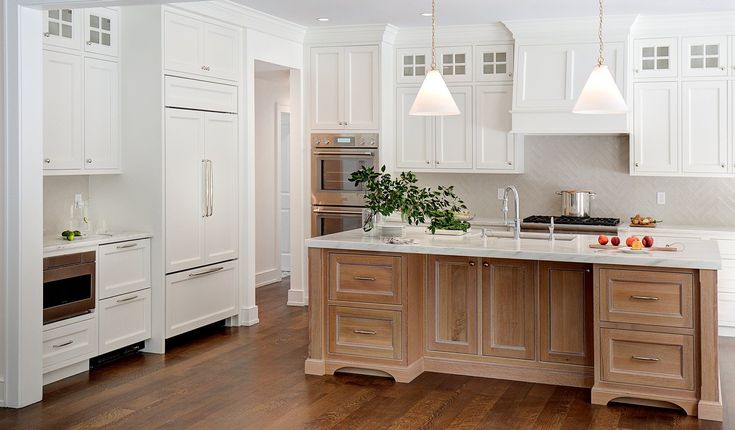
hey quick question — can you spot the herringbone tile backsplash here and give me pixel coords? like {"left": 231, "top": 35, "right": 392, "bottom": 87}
{"left": 416, "top": 135, "right": 735, "bottom": 226}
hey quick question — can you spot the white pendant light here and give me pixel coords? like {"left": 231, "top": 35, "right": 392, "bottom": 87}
{"left": 572, "top": 0, "right": 627, "bottom": 114}
{"left": 409, "top": 0, "right": 460, "bottom": 116}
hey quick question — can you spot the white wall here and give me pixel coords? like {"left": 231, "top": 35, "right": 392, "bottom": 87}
{"left": 0, "top": 0, "right": 5, "bottom": 407}
{"left": 254, "top": 67, "right": 290, "bottom": 287}
{"left": 43, "top": 176, "right": 91, "bottom": 234}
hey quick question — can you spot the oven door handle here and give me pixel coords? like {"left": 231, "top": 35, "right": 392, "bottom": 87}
{"left": 313, "top": 152, "right": 376, "bottom": 157}
{"left": 313, "top": 207, "right": 364, "bottom": 215}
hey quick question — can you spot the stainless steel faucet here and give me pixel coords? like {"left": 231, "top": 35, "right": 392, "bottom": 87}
{"left": 502, "top": 185, "right": 521, "bottom": 240}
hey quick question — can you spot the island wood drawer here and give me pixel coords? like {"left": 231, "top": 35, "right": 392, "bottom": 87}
{"left": 328, "top": 306, "right": 402, "bottom": 360}
{"left": 599, "top": 268, "right": 694, "bottom": 328}
{"left": 329, "top": 252, "right": 402, "bottom": 305}
{"left": 600, "top": 328, "right": 694, "bottom": 391}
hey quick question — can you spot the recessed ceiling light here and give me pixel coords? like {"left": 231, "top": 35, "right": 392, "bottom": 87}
{"left": 420, "top": 12, "right": 432, "bottom": 17}
{"left": 316, "top": 17, "right": 329, "bottom": 22}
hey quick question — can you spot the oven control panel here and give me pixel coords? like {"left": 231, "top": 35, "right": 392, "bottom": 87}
{"left": 312, "top": 133, "right": 379, "bottom": 148}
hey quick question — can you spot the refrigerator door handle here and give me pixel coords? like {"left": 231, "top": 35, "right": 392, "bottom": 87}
{"left": 202, "top": 160, "right": 209, "bottom": 217}
{"left": 208, "top": 160, "right": 213, "bottom": 217}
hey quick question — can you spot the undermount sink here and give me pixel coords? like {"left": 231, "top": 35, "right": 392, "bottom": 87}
{"left": 484, "top": 231, "right": 577, "bottom": 242}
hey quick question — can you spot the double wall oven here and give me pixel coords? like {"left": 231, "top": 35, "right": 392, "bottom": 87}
{"left": 311, "top": 132, "right": 379, "bottom": 237}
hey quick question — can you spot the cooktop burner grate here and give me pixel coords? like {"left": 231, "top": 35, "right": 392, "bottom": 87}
{"left": 523, "top": 215, "right": 620, "bottom": 227}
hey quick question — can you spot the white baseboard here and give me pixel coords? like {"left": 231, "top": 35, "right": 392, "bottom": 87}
{"left": 239, "top": 305, "right": 259, "bottom": 326}
{"left": 719, "top": 325, "right": 735, "bottom": 337}
{"left": 43, "top": 361, "right": 89, "bottom": 385}
{"left": 0, "top": 379, "right": 4, "bottom": 407}
{"left": 287, "top": 288, "right": 306, "bottom": 306}
{"left": 256, "top": 269, "right": 281, "bottom": 287}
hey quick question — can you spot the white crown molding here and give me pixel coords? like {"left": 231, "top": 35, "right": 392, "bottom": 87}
{"left": 632, "top": 11, "right": 735, "bottom": 37}
{"left": 504, "top": 15, "right": 638, "bottom": 44}
{"left": 174, "top": 0, "right": 306, "bottom": 43}
{"left": 394, "top": 23, "right": 512, "bottom": 46}
{"left": 305, "top": 24, "right": 399, "bottom": 46}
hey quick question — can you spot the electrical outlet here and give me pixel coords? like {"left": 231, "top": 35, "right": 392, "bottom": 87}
{"left": 497, "top": 188, "right": 505, "bottom": 200}
{"left": 656, "top": 191, "right": 666, "bottom": 205}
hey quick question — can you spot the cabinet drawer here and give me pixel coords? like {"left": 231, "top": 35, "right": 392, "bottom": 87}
{"left": 599, "top": 268, "right": 694, "bottom": 328}
{"left": 99, "top": 289, "right": 151, "bottom": 354}
{"left": 328, "top": 306, "right": 402, "bottom": 360}
{"left": 164, "top": 76, "right": 237, "bottom": 113}
{"left": 98, "top": 239, "right": 151, "bottom": 300}
{"left": 329, "top": 253, "right": 402, "bottom": 305}
{"left": 43, "top": 317, "right": 98, "bottom": 373}
{"left": 600, "top": 328, "right": 694, "bottom": 391}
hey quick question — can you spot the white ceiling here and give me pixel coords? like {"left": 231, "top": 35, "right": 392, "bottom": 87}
{"left": 233, "top": 0, "right": 735, "bottom": 27}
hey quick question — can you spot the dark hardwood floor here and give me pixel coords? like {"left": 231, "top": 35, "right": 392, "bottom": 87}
{"left": 1, "top": 278, "right": 732, "bottom": 429}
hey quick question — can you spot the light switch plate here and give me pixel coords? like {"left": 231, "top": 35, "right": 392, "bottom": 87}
{"left": 656, "top": 192, "right": 666, "bottom": 205}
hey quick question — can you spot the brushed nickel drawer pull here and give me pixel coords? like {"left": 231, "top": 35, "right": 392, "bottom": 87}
{"left": 353, "top": 276, "right": 376, "bottom": 281}
{"left": 630, "top": 295, "right": 660, "bottom": 301}
{"left": 632, "top": 355, "right": 660, "bottom": 362}
{"left": 189, "top": 266, "right": 224, "bottom": 277}
{"left": 117, "top": 295, "right": 138, "bottom": 303}
{"left": 353, "top": 329, "right": 377, "bottom": 335}
{"left": 116, "top": 243, "right": 137, "bottom": 249}
{"left": 52, "top": 340, "right": 74, "bottom": 348}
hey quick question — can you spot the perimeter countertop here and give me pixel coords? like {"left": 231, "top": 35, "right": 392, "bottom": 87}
{"left": 43, "top": 231, "right": 152, "bottom": 257}
{"left": 306, "top": 227, "right": 722, "bottom": 270}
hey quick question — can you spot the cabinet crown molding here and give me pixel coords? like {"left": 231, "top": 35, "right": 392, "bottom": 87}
{"left": 305, "top": 24, "right": 399, "bottom": 45}
{"left": 632, "top": 11, "right": 735, "bottom": 37}
{"left": 504, "top": 15, "right": 637, "bottom": 43}
{"left": 394, "top": 23, "right": 512, "bottom": 46}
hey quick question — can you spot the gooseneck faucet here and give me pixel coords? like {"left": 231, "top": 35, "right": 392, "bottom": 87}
{"left": 502, "top": 185, "right": 521, "bottom": 240}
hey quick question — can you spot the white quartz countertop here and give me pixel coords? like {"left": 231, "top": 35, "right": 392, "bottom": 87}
{"left": 306, "top": 227, "right": 722, "bottom": 270}
{"left": 43, "top": 231, "right": 152, "bottom": 257}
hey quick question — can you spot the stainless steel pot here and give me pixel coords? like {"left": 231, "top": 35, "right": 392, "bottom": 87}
{"left": 556, "top": 190, "right": 596, "bottom": 217}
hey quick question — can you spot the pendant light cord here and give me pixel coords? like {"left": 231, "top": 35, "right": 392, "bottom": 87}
{"left": 597, "top": 0, "right": 604, "bottom": 66}
{"left": 431, "top": 0, "right": 437, "bottom": 70}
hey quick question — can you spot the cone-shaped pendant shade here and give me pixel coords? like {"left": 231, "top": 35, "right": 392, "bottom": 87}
{"left": 572, "top": 64, "right": 627, "bottom": 114}
{"left": 409, "top": 70, "right": 460, "bottom": 116}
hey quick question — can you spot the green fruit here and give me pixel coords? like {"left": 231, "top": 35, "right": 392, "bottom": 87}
{"left": 62, "top": 230, "right": 71, "bottom": 237}
{"left": 73, "top": 230, "right": 82, "bottom": 236}
{"left": 67, "top": 232, "right": 75, "bottom": 241}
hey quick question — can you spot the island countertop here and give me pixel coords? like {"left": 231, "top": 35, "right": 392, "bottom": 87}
{"left": 305, "top": 228, "right": 722, "bottom": 270}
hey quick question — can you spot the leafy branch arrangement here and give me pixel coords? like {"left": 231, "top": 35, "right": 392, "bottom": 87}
{"left": 349, "top": 165, "right": 469, "bottom": 234}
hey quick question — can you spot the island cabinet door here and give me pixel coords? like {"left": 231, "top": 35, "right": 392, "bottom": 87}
{"left": 427, "top": 256, "right": 478, "bottom": 354}
{"left": 481, "top": 259, "right": 536, "bottom": 360}
{"left": 538, "top": 262, "right": 593, "bottom": 366}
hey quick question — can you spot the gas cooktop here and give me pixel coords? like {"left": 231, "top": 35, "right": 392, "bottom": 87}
{"left": 522, "top": 215, "right": 620, "bottom": 227}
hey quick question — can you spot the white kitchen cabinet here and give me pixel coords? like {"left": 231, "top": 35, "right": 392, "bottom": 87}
{"left": 435, "top": 86, "right": 473, "bottom": 169}
{"left": 681, "top": 81, "right": 728, "bottom": 174}
{"left": 396, "top": 47, "right": 431, "bottom": 84}
{"left": 475, "top": 85, "right": 520, "bottom": 171}
{"left": 682, "top": 36, "right": 728, "bottom": 78}
{"left": 310, "top": 45, "right": 379, "bottom": 130}
{"left": 98, "top": 289, "right": 151, "bottom": 354}
{"left": 98, "top": 239, "right": 151, "bottom": 300}
{"left": 43, "top": 50, "right": 83, "bottom": 170}
{"left": 633, "top": 38, "right": 678, "bottom": 79}
{"left": 84, "top": 57, "right": 120, "bottom": 170}
{"left": 83, "top": 8, "right": 119, "bottom": 57}
{"left": 43, "top": 316, "right": 97, "bottom": 373}
{"left": 165, "top": 108, "right": 238, "bottom": 273}
{"left": 163, "top": 10, "right": 240, "bottom": 81}
{"left": 632, "top": 82, "right": 678, "bottom": 174}
{"left": 475, "top": 44, "right": 513, "bottom": 82}
{"left": 438, "top": 46, "right": 472, "bottom": 82}
{"left": 165, "top": 260, "right": 238, "bottom": 338}
{"left": 43, "top": 8, "right": 82, "bottom": 50}
{"left": 395, "top": 87, "right": 433, "bottom": 169}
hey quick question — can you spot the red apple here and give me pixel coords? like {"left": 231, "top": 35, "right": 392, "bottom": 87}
{"left": 626, "top": 236, "right": 639, "bottom": 247}
{"left": 598, "top": 235, "right": 609, "bottom": 245}
{"left": 611, "top": 236, "right": 621, "bottom": 246}
{"left": 642, "top": 236, "right": 654, "bottom": 248}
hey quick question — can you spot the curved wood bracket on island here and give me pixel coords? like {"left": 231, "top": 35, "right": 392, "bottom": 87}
{"left": 306, "top": 246, "right": 723, "bottom": 422}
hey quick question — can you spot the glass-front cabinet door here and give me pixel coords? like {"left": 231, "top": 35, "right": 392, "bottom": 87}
{"left": 84, "top": 8, "right": 119, "bottom": 57}
{"left": 475, "top": 44, "right": 513, "bottom": 82}
{"left": 438, "top": 46, "right": 472, "bottom": 82}
{"left": 682, "top": 36, "right": 728, "bottom": 77}
{"left": 396, "top": 48, "right": 432, "bottom": 84}
{"left": 633, "top": 38, "right": 678, "bottom": 79}
{"left": 43, "top": 8, "right": 81, "bottom": 50}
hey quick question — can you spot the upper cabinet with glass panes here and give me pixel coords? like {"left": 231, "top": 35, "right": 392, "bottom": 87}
{"left": 84, "top": 8, "right": 119, "bottom": 57}
{"left": 43, "top": 8, "right": 82, "bottom": 50}
{"left": 475, "top": 45, "right": 513, "bottom": 82}
{"left": 397, "top": 48, "right": 432, "bottom": 83}
{"left": 682, "top": 36, "right": 728, "bottom": 77}
{"left": 633, "top": 38, "right": 678, "bottom": 79}
{"left": 438, "top": 46, "right": 472, "bottom": 82}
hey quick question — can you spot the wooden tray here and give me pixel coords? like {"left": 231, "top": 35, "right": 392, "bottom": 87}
{"left": 589, "top": 244, "right": 679, "bottom": 252}
{"left": 629, "top": 223, "right": 656, "bottom": 228}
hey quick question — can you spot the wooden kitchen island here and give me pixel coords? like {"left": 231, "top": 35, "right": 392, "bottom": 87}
{"left": 305, "top": 228, "right": 724, "bottom": 421}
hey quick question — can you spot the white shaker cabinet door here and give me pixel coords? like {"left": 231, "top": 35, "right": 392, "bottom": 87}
{"left": 681, "top": 81, "right": 728, "bottom": 174}
{"left": 43, "top": 50, "right": 83, "bottom": 170}
{"left": 203, "top": 112, "right": 239, "bottom": 265}
{"left": 203, "top": 22, "right": 240, "bottom": 81}
{"left": 475, "top": 85, "right": 515, "bottom": 170}
{"left": 395, "top": 87, "right": 434, "bottom": 169}
{"left": 165, "top": 108, "right": 206, "bottom": 274}
{"left": 84, "top": 57, "right": 120, "bottom": 170}
{"left": 344, "top": 46, "right": 380, "bottom": 130}
{"left": 98, "top": 239, "right": 151, "bottom": 300}
{"left": 43, "top": 8, "right": 82, "bottom": 50}
{"left": 163, "top": 11, "right": 205, "bottom": 77}
{"left": 98, "top": 289, "right": 151, "bottom": 354}
{"left": 83, "top": 8, "right": 119, "bottom": 58}
{"left": 311, "top": 47, "right": 344, "bottom": 130}
{"left": 435, "top": 86, "right": 473, "bottom": 169}
{"left": 632, "top": 82, "right": 678, "bottom": 174}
